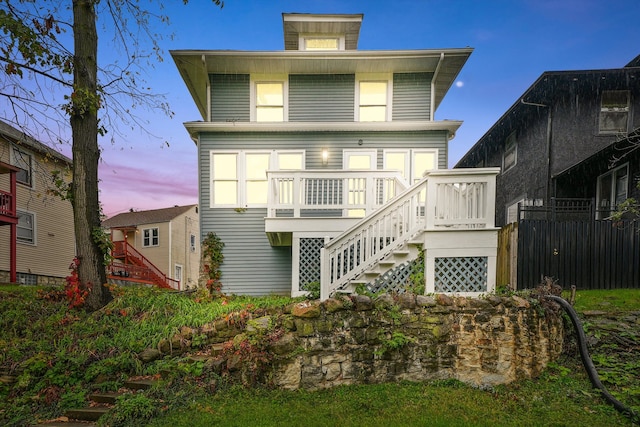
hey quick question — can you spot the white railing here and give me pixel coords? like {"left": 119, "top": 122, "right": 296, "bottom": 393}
{"left": 320, "top": 168, "right": 499, "bottom": 299}
{"left": 267, "top": 170, "right": 406, "bottom": 218}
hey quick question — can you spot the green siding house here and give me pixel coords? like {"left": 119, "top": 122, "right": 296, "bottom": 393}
{"left": 172, "top": 13, "right": 499, "bottom": 299}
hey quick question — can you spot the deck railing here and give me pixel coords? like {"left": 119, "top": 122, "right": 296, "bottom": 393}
{"left": 0, "top": 190, "right": 15, "bottom": 218}
{"left": 320, "top": 168, "right": 499, "bottom": 299}
{"left": 267, "top": 170, "right": 407, "bottom": 218}
{"left": 110, "top": 240, "right": 180, "bottom": 289}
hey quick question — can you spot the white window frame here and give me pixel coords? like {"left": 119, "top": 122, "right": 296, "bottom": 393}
{"left": 250, "top": 75, "right": 288, "bottom": 122}
{"left": 383, "top": 149, "right": 439, "bottom": 185}
{"left": 299, "top": 33, "right": 345, "bottom": 51}
{"left": 596, "top": 163, "right": 629, "bottom": 219}
{"left": 190, "top": 234, "right": 196, "bottom": 252}
{"left": 174, "top": 264, "right": 183, "bottom": 288}
{"left": 143, "top": 227, "right": 159, "bottom": 247}
{"left": 502, "top": 132, "right": 517, "bottom": 173}
{"left": 355, "top": 73, "right": 393, "bottom": 122}
{"left": 12, "top": 147, "right": 34, "bottom": 188}
{"left": 16, "top": 209, "right": 35, "bottom": 245}
{"left": 210, "top": 150, "right": 305, "bottom": 208}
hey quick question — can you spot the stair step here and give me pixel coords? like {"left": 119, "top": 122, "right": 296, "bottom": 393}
{"left": 35, "top": 422, "right": 96, "bottom": 427}
{"left": 64, "top": 407, "right": 110, "bottom": 422}
{"left": 363, "top": 270, "right": 381, "bottom": 277}
{"left": 123, "top": 379, "right": 156, "bottom": 390}
{"left": 392, "top": 250, "right": 410, "bottom": 256}
{"left": 378, "top": 260, "right": 395, "bottom": 267}
{"left": 88, "top": 392, "right": 120, "bottom": 404}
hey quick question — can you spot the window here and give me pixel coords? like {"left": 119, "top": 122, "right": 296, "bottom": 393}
{"left": 502, "top": 132, "right": 517, "bottom": 172}
{"left": 17, "top": 210, "right": 35, "bottom": 244}
{"left": 303, "top": 37, "right": 340, "bottom": 51}
{"left": 599, "top": 91, "right": 629, "bottom": 133}
{"left": 13, "top": 148, "right": 32, "bottom": 186}
{"left": 210, "top": 150, "right": 304, "bottom": 208}
{"left": 190, "top": 234, "right": 196, "bottom": 252}
{"left": 383, "top": 149, "right": 438, "bottom": 184}
{"left": 256, "top": 82, "right": 284, "bottom": 122}
{"left": 143, "top": 227, "right": 159, "bottom": 247}
{"left": 358, "top": 80, "right": 389, "bottom": 122}
{"left": 597, "top": 163, "right": 628, "bottom": 219}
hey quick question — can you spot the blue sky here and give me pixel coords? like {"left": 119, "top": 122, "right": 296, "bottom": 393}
{"left": 94, "top": 0, "right": 640, "bottom": 217}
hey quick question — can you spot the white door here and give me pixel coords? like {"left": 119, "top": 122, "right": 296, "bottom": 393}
{"left": 343, "top": 150, "right": 377, "bottom": 217}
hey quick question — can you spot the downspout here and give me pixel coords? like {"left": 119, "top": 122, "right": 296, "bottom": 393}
{"left": 169, "top": 221, "right": 174, "bottom": 289}
{"left": 520, "top": 98, "right": 552, "bottom": 203}
{"left": 430, "top": 52, "right": 445, "bottom": 121}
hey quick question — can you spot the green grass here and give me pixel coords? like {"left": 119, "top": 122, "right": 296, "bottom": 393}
{"left": 565, "top": 288, "right": 640, "bottom": 312}
{"left": 1, "top": 285, "right": 638, "bottom": 426}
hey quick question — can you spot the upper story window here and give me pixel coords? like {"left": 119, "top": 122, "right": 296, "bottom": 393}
{"left": 357, "top": 78, "right": 390, "bottom": 122}
{"left": 502, "top": 132, "right": 517, "bottom": 173}
{"left": 301, "top": 36, "right": 342, "bottom": 51}
{"left": 13, "top": 147, "right": 33, "bottom": 187}
{"left": 256, "top": 82, "right": 284, "bottom": 122}
{"left": 17, "top": 210, "right": 35, "bottom": 244}
{"left": 143, "top": 227, "right": 159, "bottom": 247}
{"left": 599, "top": 90, "right": 629, "bottom": 134}
{"left": 210, "top": 150, "right": 304, "bottom": 208}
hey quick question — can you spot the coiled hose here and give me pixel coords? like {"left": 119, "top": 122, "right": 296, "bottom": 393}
{"left": 545, "top": 295, "right": 639, "bottom": 424}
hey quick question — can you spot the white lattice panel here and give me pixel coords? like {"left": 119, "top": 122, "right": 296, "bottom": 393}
{"left": 299, "top": 238, "right": 324, "bottom": 291}
{"left": 434, "top": 256, "right": 487, "bottom": 293}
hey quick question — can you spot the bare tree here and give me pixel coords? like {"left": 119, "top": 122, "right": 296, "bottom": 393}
{"left": 0, "top": 0, "right": 222, "bottom": 310}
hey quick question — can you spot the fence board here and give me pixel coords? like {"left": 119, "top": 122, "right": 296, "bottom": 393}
{"left": 513, "top": 219, "right": 640, "bottom": 291}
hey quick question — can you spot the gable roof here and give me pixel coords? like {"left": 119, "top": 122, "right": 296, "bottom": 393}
{"left": 102, "top": 205, "right": 197, "bottom": 228}
{"left": 0, "top": 120, "right": 72, "bottom": 164}
{"left": 456, "top": 54, "right": 640, "bottom": 168}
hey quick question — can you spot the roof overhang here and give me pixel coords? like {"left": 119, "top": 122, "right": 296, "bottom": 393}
{"left": 171, "top": 48, "right": 473, "bottom": 120}
{"left": 183, "top": 120, "right": 463, "bottom": 143}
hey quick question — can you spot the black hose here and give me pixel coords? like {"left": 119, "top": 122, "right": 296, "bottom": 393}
{"left": 545, "top": 295, "right": 639, "bottom": 424}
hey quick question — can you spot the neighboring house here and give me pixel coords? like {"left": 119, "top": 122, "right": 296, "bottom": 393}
{"left": 456, "top": 54, "right": 640, "bottom": 226}
{"left": 0, "top": 120, "right": 75, "bottom": 285}
{"left": 172, "top": 13, "right": 499, "bottom": 299}
{"left": 102, "top": 205, "right": 200, "bottom": 290}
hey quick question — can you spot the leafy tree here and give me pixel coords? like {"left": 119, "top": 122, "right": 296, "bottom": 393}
{"left": 0, "top": 0, "right": 222, "bottom": 310}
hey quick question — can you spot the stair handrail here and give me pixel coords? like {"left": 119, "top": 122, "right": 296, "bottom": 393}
{"left": 320, "top": 174, "right": 430, "bottom": 300}
{"left": 110, "top": 240, "right": 179, "bottom": 289}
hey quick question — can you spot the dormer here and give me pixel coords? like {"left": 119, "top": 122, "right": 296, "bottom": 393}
{"left": 282, "top": 13, "right": 363, "bottom": 51}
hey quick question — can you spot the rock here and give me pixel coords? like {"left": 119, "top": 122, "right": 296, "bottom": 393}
{"left": 353, "top": 294, "right": 373, "bottom": 311}
{"left": 398, "top": 293, "right": 416, "bottom": 309}
{"left": 374, "top": 294, "right": 395, "bottom": 309}
{"left": 436, "top": 294, "right": 454, "bottom": 306}
{"left": 416, "top": 295, "right": 436, "bottom": 307}
{"left": 323, "top": 298, "right": 346, "bottom": 313}
{"left": 139, "top": 348, "right": 162, "bottom": 363}
{"left": 246, "top": 316, "right": 271, "bottom": 333}
{"left": 292, "top": 301, "right": 322, "bottom": 318}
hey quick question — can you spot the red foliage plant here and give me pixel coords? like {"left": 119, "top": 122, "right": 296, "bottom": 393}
{"left": 65, "top": 257, "right": 91, "bottom": 309}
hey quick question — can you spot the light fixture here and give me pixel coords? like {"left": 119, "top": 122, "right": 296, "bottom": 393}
{"left": 321, "top": 148, "right": 329, "bottom": 165}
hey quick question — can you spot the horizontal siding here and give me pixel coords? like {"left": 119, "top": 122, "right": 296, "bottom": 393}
{"left": 200, "top": 209, "right": 291, "bottom": 296}
{"left": 393, "top": 73, "right": 432, "bottom": 121}
{"left": 289, "top": 74, "right": 355, "bottom": 122}
{"left": 210, "top": 74, "right": 250, "bottom": 122}
{"left": 198, "top": 131, "right": 449, "bottom": 295}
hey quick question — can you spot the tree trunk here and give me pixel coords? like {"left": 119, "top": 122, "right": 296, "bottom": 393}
{"left": 71, "top": 0, "right": 111, "bottom": 311}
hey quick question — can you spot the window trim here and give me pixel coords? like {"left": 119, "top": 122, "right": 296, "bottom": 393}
{"left": 142, "top": 227, "right": 159, "bottom": 247}
{"left": 355, "top": 74, "right": 393, "bottom": 122}
{"left": 502, "top": 131, "right": 517, "bottom": 173}
{"left": 383, "top": 149, "right": 439, "bottom": 185}
{"left": 599, "top": 90, "right": 629, "bottom": 134}
{"left": 12, "top": 146, "right": 34, "bottom": 188}
{"left": 16, "top": 209, "right": 36, "bottom": 245}
{"left": 298, "top": 33, "right": 345, "bottom": 51}
{"left": 210, "top": 150, "right": 305, "bottom": 208}
{"left": 250, "top": 75, "right": 288, "bottom": 122}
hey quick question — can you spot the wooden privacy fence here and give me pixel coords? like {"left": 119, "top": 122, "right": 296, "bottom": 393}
{"left": 497, "top": 219, "right": 640, "bottom": 290}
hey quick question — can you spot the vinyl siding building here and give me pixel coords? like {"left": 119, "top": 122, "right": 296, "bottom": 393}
{"left": 173, "top": 13, "right": 499, "bottom": 298}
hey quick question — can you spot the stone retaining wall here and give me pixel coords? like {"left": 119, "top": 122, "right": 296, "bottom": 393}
{"left": 148, "top": 293, "right": 564, "bottom": 390}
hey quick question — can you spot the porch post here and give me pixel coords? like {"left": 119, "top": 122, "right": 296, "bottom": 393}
{"left": 9, "top": 169, "right": 16, "bottom": 282}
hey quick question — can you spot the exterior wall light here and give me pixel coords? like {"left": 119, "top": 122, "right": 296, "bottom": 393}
{"left": 321, "top": 148, "right": 329, "bottom": 165}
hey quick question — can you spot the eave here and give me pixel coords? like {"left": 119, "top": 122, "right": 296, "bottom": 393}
{"left": 171, "top": 48, "right": 473, "bottom": 120}
{"left": 183, "top": 120, "right": 463, "bottom": 144}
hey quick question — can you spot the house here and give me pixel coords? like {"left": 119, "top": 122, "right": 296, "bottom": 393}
{"left": 456, "top": 54, "right": 640, "bottom": 226}
{"left": 0, "top": 120, "right": 75, "bottom": 285}
{"left": 102, "top": 205, "right": 200, "bottom": 290}
{"left": 172, "top": 13, "right": 499, "bottom": 299}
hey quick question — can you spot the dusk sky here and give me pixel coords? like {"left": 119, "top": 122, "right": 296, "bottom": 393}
{"left": 61, "top": 0, "right": 640, "bottom": 218}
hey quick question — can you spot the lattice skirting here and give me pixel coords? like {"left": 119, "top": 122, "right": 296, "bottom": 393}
{"left": 434, "top": 256, "right": 488, "bottom": 293}
{"left": 298, "top": 237, "right": 324, "bottom": 292}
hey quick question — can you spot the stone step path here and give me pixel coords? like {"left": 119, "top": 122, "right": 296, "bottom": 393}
{"left": 35, "top": 379, "right": 157, "bottom": 427}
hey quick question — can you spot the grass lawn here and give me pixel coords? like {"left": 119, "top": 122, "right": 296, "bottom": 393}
{"left": 1, "top": 284, "right": 638, "bottom": 426}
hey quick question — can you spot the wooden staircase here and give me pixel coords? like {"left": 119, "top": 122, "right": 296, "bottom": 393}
{"left": 108, "top": 241, "right": 179, "bottom": 289}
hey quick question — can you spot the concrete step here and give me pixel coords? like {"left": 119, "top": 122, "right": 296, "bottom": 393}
{"left": 123, "top": 378, "right": 156, "bottom": 390}
{"left": 34, "top": 421, "right": 96, "bottom": 427}
{"left": 87, "top": 392, "right": 120, "bottom": 404}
